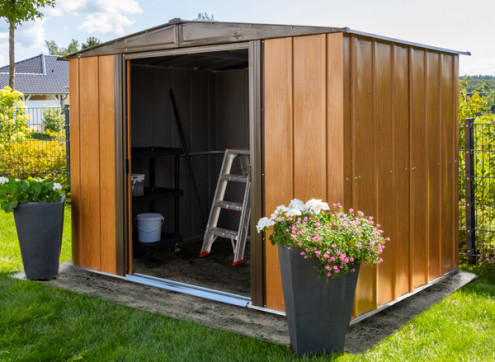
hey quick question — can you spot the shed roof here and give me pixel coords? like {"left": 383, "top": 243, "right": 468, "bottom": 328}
{"left": 0, "top": 54, "right": 69, "bottom": 95}
{"left": 66, "top": 19, "right": 470, "bottom": 59}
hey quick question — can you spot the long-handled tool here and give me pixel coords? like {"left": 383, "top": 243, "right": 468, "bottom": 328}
{"left": 169, "top": 89, "right": 206, "bottom": 224}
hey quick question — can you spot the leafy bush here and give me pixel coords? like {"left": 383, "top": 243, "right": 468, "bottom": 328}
{"left": 0, "top": 177, "right": 64, "bottom": 213}
{"left": 0, "top": 139, "right": 67, "bottom": 191}
{"left": 0, "top": 86, "right": 32, "bottom": 142}
{"left": 459, "top": 79, "right": 495, "bottom": 265}
{"left": 42, "top": 107, "right": 65, "bottom": 133}
{"left": 30, "top": 132, "right": 52, "bottom": 141}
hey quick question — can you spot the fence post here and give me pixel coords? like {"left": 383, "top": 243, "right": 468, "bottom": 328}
{"left": 464, "top": 117, "right": 476, "bottom": 263}
{"left": 64, "top": 104, "right": 71, "bottom": 192}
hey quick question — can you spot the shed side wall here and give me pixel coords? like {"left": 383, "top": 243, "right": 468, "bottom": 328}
{"left": 69, "top": 56, "right": 117, "bottom": 273}
{"left": 344, "top": 36, "right": 459, "bottom": 316}
{"left": 263, "top": 34, "right": 459, "bottom": 317}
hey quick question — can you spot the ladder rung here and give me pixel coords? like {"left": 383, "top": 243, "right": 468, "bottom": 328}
{"left": 215, "top": 200, "right": 243, "bottom": 211}
{"left": 221, "top": 174, "right": 248, "bottom": 182}
{"left": 226, "top": 149, "right": 250, "bottom": 155}
{"left": 207, "top": 227, "right": 238, "bottom": 239}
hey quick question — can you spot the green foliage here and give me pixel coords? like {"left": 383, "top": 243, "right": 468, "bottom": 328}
{"left": 0, "top": 139, "right": 67, "bottom": 191}
{"left": 45, "top": 37, "right": 101, "bottom": 55}
{"left": 42, "top": 106, "right": 65, "bottom": 133}
{"left": 459, "top": 79, "right": 495, "bottom": 264}
{"left": 0, "top": 0, "right": 56, "bottom": 27}
{"left": 0, "top": 86, "right": 32, "bottom": 142}
{"left": 195, "top": 12, "right": 215, "bottom": 21}
{"left": 0, "top": 177, "right": 64, "bottom": 213}
{"left": 461, "top": 75, "right": 495, "bottom": 93}
{"left": 81, "top": 36, "right": 101, "bottom": 50}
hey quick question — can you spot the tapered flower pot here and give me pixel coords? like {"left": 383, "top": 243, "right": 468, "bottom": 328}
{"left": 278, "top": 245, "right": 360, "bottom": 356}
{"left": 13, "top": 197, "right": 65, "bottom": 280}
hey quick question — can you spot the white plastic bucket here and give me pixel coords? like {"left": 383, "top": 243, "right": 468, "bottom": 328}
{"left": 136, "top": 213, "right": 164, "bottom": 243}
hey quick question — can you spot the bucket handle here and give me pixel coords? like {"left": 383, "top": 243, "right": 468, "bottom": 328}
{"left": 134, "top": 217, "right": 164, "bottom": 233}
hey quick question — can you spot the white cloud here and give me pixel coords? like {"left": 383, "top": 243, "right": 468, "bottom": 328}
{"left": 16, "top": 20, "right": 46, "bottom": 49}
{"left": 53, "top": 0, "right": 142, "bottom": 34}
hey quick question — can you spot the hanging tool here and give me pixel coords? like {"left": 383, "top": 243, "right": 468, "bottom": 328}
{"left": 169, "top": 89, "right": 207, "bottom": 224}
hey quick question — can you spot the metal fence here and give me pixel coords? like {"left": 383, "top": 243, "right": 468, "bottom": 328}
{"left": 460, "top": 117, "right": 495, "bottom": 262}
{"left": 0, "top": 106, "right": 70, "bottom": 189}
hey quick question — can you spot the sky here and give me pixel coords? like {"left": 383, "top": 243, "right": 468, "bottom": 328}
{"left": 0, "top": 0, "right": 493, "bottom": 76}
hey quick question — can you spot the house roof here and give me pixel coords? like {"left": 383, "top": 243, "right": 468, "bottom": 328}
{"left": 65, "top": 19, "right": 470, "bottom": 59}
{"left": 0, "top": 54, "right": 69, "bottom": 95}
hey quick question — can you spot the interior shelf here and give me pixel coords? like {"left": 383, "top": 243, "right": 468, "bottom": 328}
{"left": 132, "top": 146, "right": 183, "bottom": 253}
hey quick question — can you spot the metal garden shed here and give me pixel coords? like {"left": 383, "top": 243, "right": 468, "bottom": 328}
{"left": 66, "top": 19, "right": 467, "bottom": 318}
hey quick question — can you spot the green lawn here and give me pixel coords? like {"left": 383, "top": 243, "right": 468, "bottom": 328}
{"left": 1, "top": 208, "right": 494, "bottom": 361}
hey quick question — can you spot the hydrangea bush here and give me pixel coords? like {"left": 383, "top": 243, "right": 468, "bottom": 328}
{"left": 257, "top": 199, "right": 389, "bottom": 279}
{"left": 0, "top": 177, "right": 64, "bottom": 213}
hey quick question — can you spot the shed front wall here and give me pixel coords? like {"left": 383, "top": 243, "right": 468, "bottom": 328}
{"left": 69, "top": 56, "right": 118, "bottom": 274}
{"left": 264, "top": 34, "right": 459, "bottom": 316}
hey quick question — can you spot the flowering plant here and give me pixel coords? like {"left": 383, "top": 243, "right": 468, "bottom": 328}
{"left": 257, "top": 199, "right": 388, "bottom": 279}
{"left": 0, "top": 177, "right": 64, "bottom": 213}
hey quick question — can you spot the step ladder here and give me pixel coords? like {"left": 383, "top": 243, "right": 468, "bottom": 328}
{"left": 200, "top": 148, "right": 250, "bottom": 266}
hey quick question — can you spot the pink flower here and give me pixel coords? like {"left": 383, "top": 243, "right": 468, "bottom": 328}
{"left": 300, "top": 252, "right": 305, "bottom": 255}
{"left": 298, "top": 242, "right": 302, "bottom": 246}
{"left": 287, "top": 217, "right": 292, "bottom": 221}
{"left": 327, "top": 273, "right": 332, "bottom": 277}
{"left": 349, "top": 208, "right": 354, "bottom": 212}
{"left": 350, "top": 257, "right": 354, "bottom": 262}
{"left": 304, "top": 217, "right": 308, "bottom": 222}
{"left": 332, "top": 244, "right": 337, "bottom": 248}
{"left": 352, "top": 268, "right": 356, "bottom": 272}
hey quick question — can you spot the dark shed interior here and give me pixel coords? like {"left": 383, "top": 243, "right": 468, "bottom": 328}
{"left": 129, "top": 49, "right": 251, "bottom": 297}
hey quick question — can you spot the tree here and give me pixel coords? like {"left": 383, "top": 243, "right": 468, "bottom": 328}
{"left": 196, "top": 12, "right": 215, "bottom": 21}
{"left": 0, "top": 0, "right": 56, "bottom": 90}
{"left": 81, "top": 36, "right": 100, "bottom": 50}
{"left": 45, "top": 37, "right": 100, "bottom": 55}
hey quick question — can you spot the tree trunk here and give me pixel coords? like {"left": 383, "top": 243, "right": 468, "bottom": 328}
{"left": 8, "top": 18, "right": 15, "bottom": 90}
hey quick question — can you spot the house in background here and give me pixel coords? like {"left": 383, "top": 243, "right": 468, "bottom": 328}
{"left": 0, "top": 54, "right": 69, "bottom": 109}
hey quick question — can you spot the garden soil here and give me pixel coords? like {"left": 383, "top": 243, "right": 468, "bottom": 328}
{"left": 14, "top": 264, "right": 476, "bottom": 354}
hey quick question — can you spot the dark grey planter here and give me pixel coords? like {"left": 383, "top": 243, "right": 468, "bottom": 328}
{"left": 278, "top": 245, "right": 360, "bottom": 356}
{"left": 13, "top": 197, "right": 65, "bottom": 280}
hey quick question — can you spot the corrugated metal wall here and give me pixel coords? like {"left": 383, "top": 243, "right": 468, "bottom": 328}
{"left": 264, "top": 33, "right": 459, "bottom": 317}
{"left": 69, "top": 56, "right": 117, "bottom": 274}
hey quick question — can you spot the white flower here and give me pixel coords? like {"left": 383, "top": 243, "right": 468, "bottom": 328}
{"left": 285, "top": 208, "right": 302, "bottom": 217}
{"left": 53, "top": 183, "right": 63, "bottom": 191}
{"left": 270, "top": 205, "right": 288, "bottom": 222}
{"left": 256, "top": 217, "right": 275, "bottom": 233}
{"left": 304, "top": 199, "right": 330, "bottom": 215}
{"left": 0, "top": 176, "right": 8, "bottom": 184}
{"left": 288, "top": 199, "right": 305, "bottom": 212}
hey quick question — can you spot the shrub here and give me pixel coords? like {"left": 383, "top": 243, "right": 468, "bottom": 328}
{"left": 0, "top": 86, "right": 32, "bottom": 142}
{"left": 42, "top": 107, "right": 65, "bottom": 133}
{"left": 0, "top": 139, "right": 67, "bottom": 191}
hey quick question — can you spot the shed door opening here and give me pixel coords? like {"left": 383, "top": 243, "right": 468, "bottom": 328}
{"left": 127, "top": 48, "right": 251, "bottom": 298}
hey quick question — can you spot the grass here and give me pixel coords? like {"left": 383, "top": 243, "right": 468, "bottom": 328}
{"left": 1, "top": 208, "right": 495, "bottom": 360}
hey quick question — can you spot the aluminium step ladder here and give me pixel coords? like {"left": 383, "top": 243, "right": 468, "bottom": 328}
{"left": 200, "top": 148, "right": 250, "bottom": 265}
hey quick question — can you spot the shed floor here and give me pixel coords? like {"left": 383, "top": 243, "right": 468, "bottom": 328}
{"left": 132, "top": 237, "right": 251, "bottom": 297}
{"left": 13, "top": 263, "right": 477, "bottom": 354}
